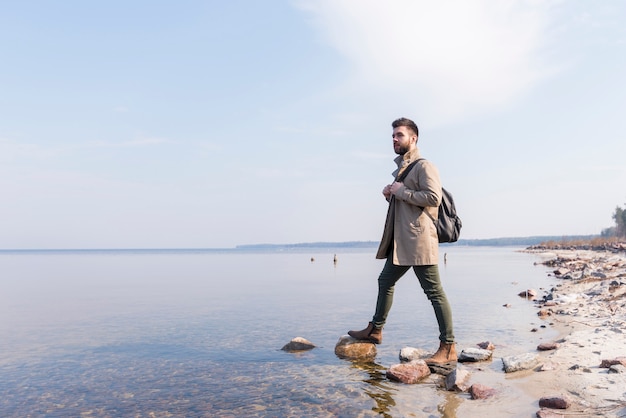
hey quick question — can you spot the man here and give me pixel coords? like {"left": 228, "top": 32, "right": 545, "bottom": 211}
{"left": 348, "top": 117, "right": 456, "bottom": 365}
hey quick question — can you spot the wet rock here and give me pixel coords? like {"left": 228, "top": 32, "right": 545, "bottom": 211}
{"left": 386, "top": 360, "right": 430, "bottom": 384}
{"left": 281, "top": 337, "right": 316, "bottom": 352}
{"left": 537, "top": 342, "right": 559, "bottom": 351}
{"left": 536, "top": 408, "right": 563, "bottom": 418}
{"left": 554, "top": 267, "right": 569, "bottom": 276}
{"left": 609, "top": 364, "right": 626, "bottom": 374}
{"left": 399, "top": 346, "right": 428, "bottom": 362}
{"left": 458, "top": 347, "right": 493, "bottom": 363}
{"left": 502, "top": 353, "right": 539, "bottom": 373}
{"left": 477, "top": 341, "right": 495, "bottom": 350}
{"left": 538, "top": 396, "right": 571, "bottom": 409}
{"left": 469, "top": 383, "right": 496, "bottom": 399}
{"left": 444, "top": 366, "right": 470, "bottom": 391}
{"left": 538, "top": 361, "right": 558, "bottom": 371}
{"left": 519, "top": 289, "right": 537, "bottom": 299}
{"left": 600, "top": 356, "right": 626, "bottom": 368}
{"left": 427, "top": 362, "right": 456, "bottom": 376}
{"left": 537, "top": 309, "right": 551, "bottom": 317}
{"left": 334, "top": 335, "right": 376, "bottom": 360}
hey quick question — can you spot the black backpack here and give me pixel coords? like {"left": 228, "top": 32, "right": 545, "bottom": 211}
{"left": 397, "top": 159, "right": 462, "bottom": 243}
{"left": 433, "top": 187, "right": 462, "bottom": 243}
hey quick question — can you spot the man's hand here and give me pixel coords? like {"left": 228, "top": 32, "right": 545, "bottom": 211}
{"left": 389, "top": 181, "right": 403, "bottom": 195}
{"left": 382, "top": 184, "right": 392, "bottom": 200}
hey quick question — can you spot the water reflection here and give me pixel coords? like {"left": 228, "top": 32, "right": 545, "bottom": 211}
{"left": 437, "top": 391, "right": 461, "bottom": 417}
{"left": 349, "top": 359, "right": 464, "bottom": 418}
{"left": 350, "top": 360, "right": 397, "bottom": 417}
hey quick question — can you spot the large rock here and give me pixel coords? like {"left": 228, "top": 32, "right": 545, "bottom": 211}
{"left": 386, "top": 360, "right": 430, "bottom": 384}
{"left": 600, "top": 356, "right": 626, "bottom": 368}
{"left": 399, "top": 346, "right": 428, "bottom": 362}
{"left": 537, "top": 342, "right": 559, "bottom": 351}
{"left": 458, "top": 347, "right": 493, "bottom": 362}
{"left": 502, "top": 353, "right": 539, "bottom": 373}
{"left": 469, "top": 383, "right": 496, "bottom": 399}
{"left": 609, "top": 364, "right": 626, "bottom": 374}
{"left": 538, "top": 396, "right": 571, "bottom": 409}
{"left": 281, "top": 337, "right": 316, "bottom": 352}
{"left": 334, "top": 335, "right": 377, "bottom": 360}
{"left": 444, "top": 366, "right": 470, "bottom": 391}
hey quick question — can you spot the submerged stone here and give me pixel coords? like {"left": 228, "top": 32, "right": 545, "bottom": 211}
{"left": 469, "top": 383, "right": 496, "bottom": 399}
{"left": 281, "top": 337, "right": 316, "bottom": 352}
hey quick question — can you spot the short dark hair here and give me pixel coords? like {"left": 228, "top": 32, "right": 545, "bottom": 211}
{"left": 392, "top": 117, "right": 419, "bottom": 137}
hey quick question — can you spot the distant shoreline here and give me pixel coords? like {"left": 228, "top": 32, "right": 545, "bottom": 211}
{"left": 235, "top": 235, "right": 601, "bottom": 250}
{"left": 0, "top": 235, "right": 604, "bottom": 253}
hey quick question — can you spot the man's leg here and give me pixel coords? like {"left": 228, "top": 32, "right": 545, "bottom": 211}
{"left": 348, "top": 257, "right": 409, "bottom": 343}
{"left": 413, "top": 264, "right": 454, "bottom": 343}
{"left": 371, "top": 257, "right": 410, "bottom": 329}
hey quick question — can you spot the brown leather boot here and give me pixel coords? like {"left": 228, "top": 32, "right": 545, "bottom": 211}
{"left": 347, "top": 322, "right": 383, "bottom": 344}
{"left": 425, "top": 342, "right": 457, "bottom": 364}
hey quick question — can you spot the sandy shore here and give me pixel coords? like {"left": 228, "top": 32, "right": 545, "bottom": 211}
{"left": 516, "top": 245, "right": 626, "bottom": 417}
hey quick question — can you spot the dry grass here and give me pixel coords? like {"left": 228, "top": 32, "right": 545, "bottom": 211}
{"left": 539, "top": 236, "right": 624, "bottom": 247}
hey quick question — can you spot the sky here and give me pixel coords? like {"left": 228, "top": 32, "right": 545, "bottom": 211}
{"left": 1, "top": 0, "right": 625, "bottom": 249}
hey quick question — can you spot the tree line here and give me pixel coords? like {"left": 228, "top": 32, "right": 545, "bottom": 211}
{"left": 601, "top": 203, "right": 626, "bottom": 238}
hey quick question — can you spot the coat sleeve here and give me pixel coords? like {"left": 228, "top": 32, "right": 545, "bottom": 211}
{"left": 393, "top": 160, "right": 442, "bottom": 208}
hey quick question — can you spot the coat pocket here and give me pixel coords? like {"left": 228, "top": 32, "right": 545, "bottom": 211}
{"left": 409, "top": 219, "right": 422, "bottom": 233}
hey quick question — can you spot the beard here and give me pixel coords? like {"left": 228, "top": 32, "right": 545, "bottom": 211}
{"left": 394, "top": 144, "right": 409, "bottom": 155}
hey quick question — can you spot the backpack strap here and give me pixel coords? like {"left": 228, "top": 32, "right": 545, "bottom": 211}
{"left": 395, "top": 158, "right": 423, "bottom": 182}
{"left": 409, "top": 158, "right": 438, "bottom": 223}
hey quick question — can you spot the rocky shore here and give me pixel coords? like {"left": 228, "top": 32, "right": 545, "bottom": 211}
{"left": 520, "top": 242, "right": 626, "bottom": 416}
{"left": 342, "top": 243, "right": 626, "bottom": 418}
{"left": 284, "top": 242, "right": 626, "bottom": 416}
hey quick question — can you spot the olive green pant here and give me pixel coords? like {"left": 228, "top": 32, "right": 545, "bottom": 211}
{"left": 371, "top": 257, "right": 455, "bottom": 344}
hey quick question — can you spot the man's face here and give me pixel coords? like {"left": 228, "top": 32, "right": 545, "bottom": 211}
{"left": 392, "top": 126, "right": 416, "bottom": 155}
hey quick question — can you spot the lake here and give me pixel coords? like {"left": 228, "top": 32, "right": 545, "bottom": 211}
{"left": 0, "top": 246, "right": 558, "bottom": 417}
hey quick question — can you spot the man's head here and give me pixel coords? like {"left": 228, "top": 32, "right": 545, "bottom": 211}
{"left": 391, "top": 117, "right": 418, "bottom": 155}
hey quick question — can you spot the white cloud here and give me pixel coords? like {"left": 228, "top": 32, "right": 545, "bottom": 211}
{"left": 298, "top": 0, "right": 561, "bottom": 124}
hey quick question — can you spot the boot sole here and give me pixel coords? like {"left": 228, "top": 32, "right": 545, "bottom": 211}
{"left": 347, "top": 333, "right": 381, "bottom": 344}
{"left": 425, "top": 360, "right": 457, "bottom": 365}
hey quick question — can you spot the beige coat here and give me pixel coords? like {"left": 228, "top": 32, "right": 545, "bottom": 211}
{"left": 376, "top": 148, "right": 442, "bottom": 265}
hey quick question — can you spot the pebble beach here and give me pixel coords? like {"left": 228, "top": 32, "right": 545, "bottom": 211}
{"left": 519, "top": 242, "right": 626, "bottom": 417}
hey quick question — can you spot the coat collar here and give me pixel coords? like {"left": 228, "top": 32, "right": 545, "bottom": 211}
{"left": 394, "top": 147, "right": 421, "bottom": 168}
{"left": 393, "top": 147, "right": 421, "bottom": 178}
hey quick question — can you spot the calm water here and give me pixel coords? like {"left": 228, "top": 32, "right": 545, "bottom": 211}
{"left": 0, "top": 246, "right": 558, "bottom": 417}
